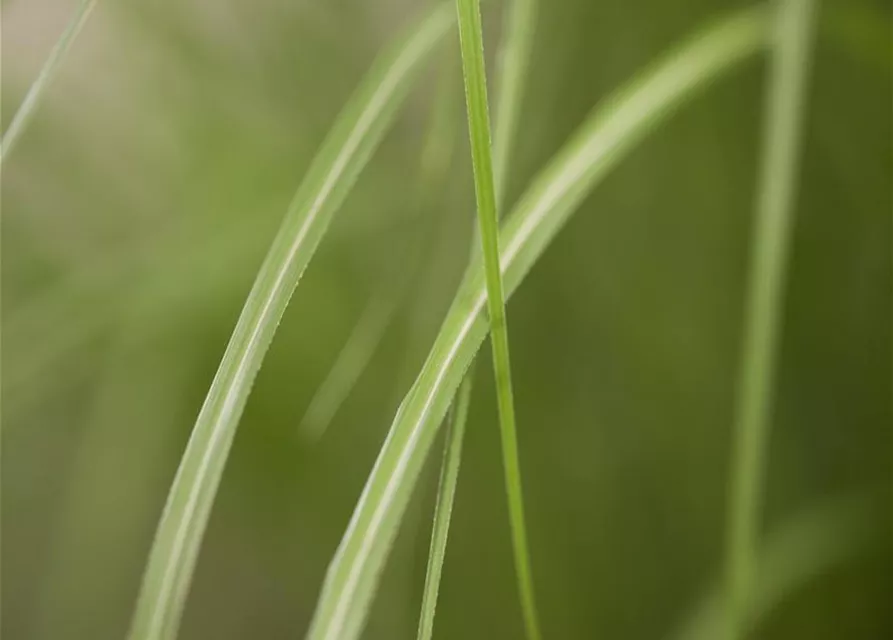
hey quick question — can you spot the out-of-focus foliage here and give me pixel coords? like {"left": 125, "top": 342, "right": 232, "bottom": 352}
{"left": 2, "top": 1, "right": 890, "bottom": 639}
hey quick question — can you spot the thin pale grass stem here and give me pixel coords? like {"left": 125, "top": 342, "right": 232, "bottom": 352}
{"left": 416, "top": 374, "right": 473, "bottom": 640}
{"left": 724, "top": 0, "right": 818, "bottom": 637}
{"left": 1, "top": 0, "right": 98, "bottom": 161}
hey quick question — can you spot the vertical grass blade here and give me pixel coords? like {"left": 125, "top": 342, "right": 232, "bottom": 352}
{"left": 724, "top": 1, "right": 818, "bottom": 636}
{"left": 492, "top": 0, "right": 537, "bottom": 202}
{"left": 455, "top": 0, "right": 542, "bottom": 637}
{"left": 305, "top": 9, "right": 769, "bottom": 640}
{"left": 126, "top": 7, "right": 454, "bottom": 640}
{"left": 1, "top": 0, "right": 98, "bottom": 161}
{"left": 416, "top": 374, "right": 473, "bottom": 640}
{"left": 413, "top": 0, "right": 538, "bottom": 631}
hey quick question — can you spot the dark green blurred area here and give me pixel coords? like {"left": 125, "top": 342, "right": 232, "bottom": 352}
{"left": 2, "top": 0, "right": 891, "bottom": 638}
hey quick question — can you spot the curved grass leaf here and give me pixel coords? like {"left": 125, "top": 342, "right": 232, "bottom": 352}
{"left": 1, "top": 0, "right": 98, "bottom": 161}
{"left": 126, "top": 6, "right": 455, "bottom": 639}
{"left": 674, "top": 496, "right": 877, "bottom": 640}
{"left": 724, "top": 1, "right": 818, "bottom": 636}
{"left": 455, "top": 0, "right": 541, "bottom": 637}
{"left": 305, "top": 8, "right": 770, "bottom": 640}
{"left": 3, "top": 4, "right": 882, "bottom": 419}
{"left": 416, "top": 374, "right": 473, "bottom": 640}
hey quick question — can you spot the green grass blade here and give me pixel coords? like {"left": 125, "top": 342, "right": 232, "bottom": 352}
{"left": 126, "top": 7, "right": 454, "bottom": 640}
{"left": 492, "top": 0, "right": 537, "bottom": 204}
{"left": 305, "top": 9, "right": 769, "bottom": 640}
{"left": 1, "top": 0, "right": 98, "bottom": 162}
{"left": 724, "top": 1, "right": 818, "bottom": 636}
{"left": 413, "top": 0, "right": 539, "bottom": 631}
{"left": 416, "top": 374, "right": 473, "bottom": 640}
{"left": 455, "top": 0, "right": 542, "bottom": 637}
{"left": 673, "top": 496, "right": 877, "bottom": 640}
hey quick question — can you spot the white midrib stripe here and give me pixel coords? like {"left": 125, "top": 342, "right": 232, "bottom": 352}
{"left": 141, "top": 19, "right": 443, "bottom": 640}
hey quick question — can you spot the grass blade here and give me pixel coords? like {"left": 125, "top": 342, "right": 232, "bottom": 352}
{"left": 674, "top": 496, "right": 877, "bottom": 640}
{"left": 305, "top": 9, "right": 769, "bottom": 640}
{"left": 126, "top": 7, "right": 454, "bottom": 639}
{"left": 492, "top": 0, "right": 537, "bottom": 201}
{"left": 1, "top": 0, "right": 98, "bottom": 161}
{"left": 413, "top": 0, "right": 540, "bottom": 631}
{"left": 724, "top": 1, "right": 818, "bottom": 636}
{"left": 416, "top": 374, "right": 473, "bottom": 640}
{"left": 455, "top": 0, "right": 542, "bottom": 638}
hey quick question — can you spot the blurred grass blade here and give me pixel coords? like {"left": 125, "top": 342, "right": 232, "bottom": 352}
{"left": 1, "top": 0, "right": 98, "bottom": 161}
{"left": 298, "top": 53, "right": 459, "bottom": 442}
{"left": 492, "top": 0, "right": 537, "bottom": 203}
{"left": 306, "top": 9, "right": 769, "bottom": 640}
{"left": 674, "top": 497, "right": 877, "bottom": 640}
{"left": 127, "top": 6, "right": 454, "bottom": 640}
{"left": 455, "top": 0, "right": 542, "bottom": 638}
{"left": 299, "top": 294, "right": 399, "bottom": 441}
{"left": 724, "top": 0, "right": 818, "bottom": 636}
{"left": 416, "top": 374, "right": 473, "bottom": 640}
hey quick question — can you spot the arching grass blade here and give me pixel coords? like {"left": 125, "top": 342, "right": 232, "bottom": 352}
{"left": 126, "top": 6, "right": 454, "bottom": 640}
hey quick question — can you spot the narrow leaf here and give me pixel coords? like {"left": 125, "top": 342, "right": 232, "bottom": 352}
{"left": 127, "top": 6, "right": 454, "bottom": 640}
{"left": 305, "top": 8, "right": 769, "bottom": 640}
{"left": 455, "top": 0, "right": 541, "bottom": 637}
{"left": 1, "top": 0, "right": 98, "bottom": 161}
{"left": 724, "top": 1, "right": 818, "bottom": 636}
{"left": 416, "top": 374, "right": 473, "bottom": 640}
{"left": 413, "top": 0, "right": 540, "bottom": 632}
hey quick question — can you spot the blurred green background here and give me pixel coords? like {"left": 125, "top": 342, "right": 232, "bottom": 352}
{"left": 2, "top": 0, "right": 891, "bottom": 638}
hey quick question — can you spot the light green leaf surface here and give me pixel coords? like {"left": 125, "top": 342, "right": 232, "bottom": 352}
{"left": 126, "top": 6, "right": 454, "bottom": 639}
{"left": 1, "top": 0, "right": 98, "bottom": 162}
{"left": 724, "top": 1, "right": 818, "bottom": 636}
{"left": 305, "top": 8, "right": 769, "bottom": 640}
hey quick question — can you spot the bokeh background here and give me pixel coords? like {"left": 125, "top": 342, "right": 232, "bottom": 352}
{"left": 2, "top": 0, "right": 891, "bottom": 638}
